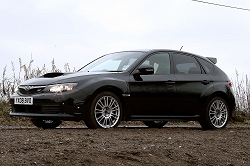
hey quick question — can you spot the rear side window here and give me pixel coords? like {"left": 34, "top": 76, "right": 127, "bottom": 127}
{"left": 198, "top": 58, "right": 214, "bottom": 74}
{"left": 173, "top": 54, "right": 201, "bottom": 74}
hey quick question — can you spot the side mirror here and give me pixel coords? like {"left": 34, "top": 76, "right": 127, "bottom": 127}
{"left": 135, "top": 64, "right": 154, "bottom": 75}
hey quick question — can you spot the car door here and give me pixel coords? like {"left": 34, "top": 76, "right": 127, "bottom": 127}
{"left": 128, "top": 52, "right": 177, "bottom": 118}
{"left": 172, "top": 53, "right": 213, "bottom": 116}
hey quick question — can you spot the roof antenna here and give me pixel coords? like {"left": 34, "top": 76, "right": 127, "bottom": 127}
{"left": 180, "top": 46, "right": 183, "bottom": 50}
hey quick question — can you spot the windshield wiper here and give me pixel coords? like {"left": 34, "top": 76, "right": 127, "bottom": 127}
{"left": 85, "top": 70, "right": 123, "bottom": 72}
{"left": 107, "top": 70, "right": 123, "bottom": 72}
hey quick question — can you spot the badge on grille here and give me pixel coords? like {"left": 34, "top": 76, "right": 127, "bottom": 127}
{"left": 24, "top": 85, "right": 31, "bottom": 91}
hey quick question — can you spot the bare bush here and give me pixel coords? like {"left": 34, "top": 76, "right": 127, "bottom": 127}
{"left": 0, "top": 57, "right": 74, "bottom": 102}
{"left": 1, "top": 66, "right": 12, "bottom": 101}
{"left": 233, "top": 70, "right": 250, "bottom": 114}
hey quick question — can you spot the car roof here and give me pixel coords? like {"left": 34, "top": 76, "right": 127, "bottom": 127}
{"left": 142, "top": 49, "right": 216, "bottom": 64}
{"left": 127, "top": 49, "right": 203, "bottom": 56}
{"left": 113, "top": 49, "right": 216, "bottom": 64}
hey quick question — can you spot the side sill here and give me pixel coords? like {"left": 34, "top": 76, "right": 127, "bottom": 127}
{"left": 130, "top": 115, "right": 200, "bottom": 121}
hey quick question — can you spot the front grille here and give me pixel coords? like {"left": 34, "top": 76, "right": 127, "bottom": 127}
{"left": 12, "top": 104, "right": 60, "bottom": 114}
{"left": 19, "top": 85, "right": 46, "bottom": 94}
{"left": 42, "top": 105, "right": 60, "bottom": 113}
{"left": 12, "top": 105, "right": 42, "bottom": 113}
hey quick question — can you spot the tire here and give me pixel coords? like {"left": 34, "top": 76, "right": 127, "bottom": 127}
{"left": 200, "top": 97, "right": 229, "bottom": 130}
{"left": 31, "top": 119, "right": 62, "bottom": 129}
{"left": 84, "top": 91, "right": 122, "bottom": 129}
{"left": 142, "top": 121, "right": 167, "bottom": 128}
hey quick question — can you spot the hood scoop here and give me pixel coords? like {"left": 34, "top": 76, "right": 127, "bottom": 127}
{"left": 42, "top": 72, "right": 65, "bottom": 78}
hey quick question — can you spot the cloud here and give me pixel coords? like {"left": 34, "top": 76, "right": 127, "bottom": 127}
{"left": 75, "top": 1, "right": 150, "bottom": 34}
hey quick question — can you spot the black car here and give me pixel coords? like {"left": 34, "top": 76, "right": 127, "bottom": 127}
{"left": 10, "top": 49, "right": 235, "bottom": 130}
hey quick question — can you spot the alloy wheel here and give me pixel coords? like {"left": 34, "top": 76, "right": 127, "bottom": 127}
{"left": 94, "top": 95, "right": 121, "bottom": 128}
{"left": 209, "top": 99, "right": 228, "bottom": 128}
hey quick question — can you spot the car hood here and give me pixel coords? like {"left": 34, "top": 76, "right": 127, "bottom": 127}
{"left": 20, "top": 72, "right": 113, "bottom": 86}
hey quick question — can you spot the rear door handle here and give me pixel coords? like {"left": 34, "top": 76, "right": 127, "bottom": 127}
{"left": 166, "top": 81, "right": 175, "bottom": 84}
{"left": 201, "top": 80, "right": 210, "bottom": 85}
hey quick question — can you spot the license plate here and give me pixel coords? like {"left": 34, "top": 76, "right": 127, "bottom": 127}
{"left": 14, "top": 97, "right": 33, "bottom": 105}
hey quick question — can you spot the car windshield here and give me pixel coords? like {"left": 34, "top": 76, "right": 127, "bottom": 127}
{"left": 79, "top": 51, "right": 144, "bottom": 72}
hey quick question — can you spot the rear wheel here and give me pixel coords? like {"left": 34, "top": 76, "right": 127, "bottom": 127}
{"left": 200, "top": 97, "right": 229, "bottom": 130}
{"left": 31, "top": 119, "right": 62, "bottom": 129}
{"left": 142, "top": 121, "right": 167, "bottom": 128}
{"left": 84, "top": 91, "right": 122, "bottom": 129}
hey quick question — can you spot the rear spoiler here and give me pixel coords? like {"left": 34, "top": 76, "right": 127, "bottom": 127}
{"left": 206, "top": 57, "right": 217, "bottom": 64}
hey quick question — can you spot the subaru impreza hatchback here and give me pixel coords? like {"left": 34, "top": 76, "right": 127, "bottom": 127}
{"left": 10, "top": 49, "right": 235, "bottom": 129}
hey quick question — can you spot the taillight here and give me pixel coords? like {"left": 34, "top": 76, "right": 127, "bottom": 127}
{"left": 228, "top": 81, "right": 233, "bottom": 87}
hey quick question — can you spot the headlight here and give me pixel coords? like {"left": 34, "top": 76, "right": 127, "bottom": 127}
{"left": 45, "top": 83, "right": 78, "bottom": 93}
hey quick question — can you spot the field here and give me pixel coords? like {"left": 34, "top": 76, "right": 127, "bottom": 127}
{"left": 0, "top": 123, "right": 250, "bottom": 166}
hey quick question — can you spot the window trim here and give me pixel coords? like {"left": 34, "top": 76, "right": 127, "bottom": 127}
{"left": 172, "top": 53, "right": 204, "bottom": 75}
{"left": 196, "top": 57, "right": 214, "bottom": 74}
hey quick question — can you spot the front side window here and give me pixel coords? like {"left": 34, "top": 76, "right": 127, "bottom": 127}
{"left": 79, "top": 51, "right": 144, "bottom": 72}
{"left": 140, "top": 53, "right": 171, "bottom": 75}
{"left": 173, "top": 54, "right": 201, "bottom": 74}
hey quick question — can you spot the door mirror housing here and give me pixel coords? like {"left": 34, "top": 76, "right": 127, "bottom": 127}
{"left": 135, "top": 64, "right": 154, "bottom": 75}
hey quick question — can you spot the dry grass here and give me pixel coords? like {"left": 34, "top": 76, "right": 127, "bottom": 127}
{"left": 0, "top": 56, "right": 74, "bottom": 102}
{"left": 0, "top": 57, "right": 74, "bottom": 124}
{"left": 233, "top": 71, "right": 250, "bottom": 112}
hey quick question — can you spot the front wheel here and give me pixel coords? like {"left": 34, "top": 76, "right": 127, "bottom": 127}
{"left": 84, "top": 92, "right": 122, "bottom": 129}
{"left": 200, "top": 97, "right": 229, "bottom": 130}
{"left": 142, "top": 121, "right": 167, "bottom": 128}
{"left": 31, "top": 119, "right": 62, "bottom": 129}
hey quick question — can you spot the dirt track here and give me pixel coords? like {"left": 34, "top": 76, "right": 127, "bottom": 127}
{"left": 0, "top": 123, "right": 250, "bottom": 166}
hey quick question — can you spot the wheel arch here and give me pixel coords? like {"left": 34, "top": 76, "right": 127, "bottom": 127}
{"left": 206, "top": 91, "right": 234, "bottom": 117}
{"left": 90, "top": 85, "right": 127, "bottom": 119}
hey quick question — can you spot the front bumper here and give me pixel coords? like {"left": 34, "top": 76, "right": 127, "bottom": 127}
{"left": 9, "top": 90, "right": 89, "bottom": 121}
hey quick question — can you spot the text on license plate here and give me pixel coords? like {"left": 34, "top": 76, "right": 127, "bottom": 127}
{"left": 14, "top": 97, "right": 33, "bottom": 105}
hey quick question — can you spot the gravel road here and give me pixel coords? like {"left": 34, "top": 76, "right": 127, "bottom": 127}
{"left": 0, "top": 123, "right": 249, "bottom": 166}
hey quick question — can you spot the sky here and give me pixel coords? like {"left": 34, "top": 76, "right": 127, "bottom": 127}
{"left": 0, "top": 0, "right": 250, "bottom": 80}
